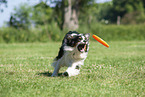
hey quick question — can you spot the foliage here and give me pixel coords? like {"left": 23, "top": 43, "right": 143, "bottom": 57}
{"left": 53, "top": 0, "right": 95, "bottom": 29}
{"left": 0, "top": 24, "right": 145, "bottom": 43}
{"left": 122, "top": 11, "right": 145, "bottom": 24}
{"left": 79, "top": 3, "right": 99, "bottom": 25}
{"left": 0, "top": 41, "right": 145, "bottom": 96}
{"left": 102, "top": 0, "right": 145, "bottom": 23}
{"left": 32, "top": 2, "right": 53, "bottom": 26}
{"left": 79, "top": 0, "right": 145, "bottom": 24}
{"left": 0, "top": 0, "right": 7, "bottom": 12}
{"left": 9, "top": 4, "right": 32, "bottom": 30}
{"left": 88, "top": 24, "right": 145, "bottom": 41}
{"left": 0, "top": 22, "right": 64, "bottom": 43}
{"left": 112, "top": 0, "right": 144, "bottom": 13}
{"left": 0, "top": 0, "right": 145, "bottom": 43}
{"left": 8, "top": 2, "right": 54, "bottom": 30}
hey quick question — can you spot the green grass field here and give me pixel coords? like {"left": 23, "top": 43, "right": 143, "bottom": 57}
{"left": 0, "top": 41, "right": 145, "bottom": 97}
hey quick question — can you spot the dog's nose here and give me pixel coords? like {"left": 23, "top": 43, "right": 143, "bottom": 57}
{"left": 63, "top": 72, "right": 69, "bottom": 76}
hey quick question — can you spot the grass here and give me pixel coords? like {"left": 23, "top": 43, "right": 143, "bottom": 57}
{"left": 0, "top": 41, "right": 145, "bottom": 97}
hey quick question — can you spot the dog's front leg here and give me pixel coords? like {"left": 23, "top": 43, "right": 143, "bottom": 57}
{"left": 51, "top": 61, "right": 61, "bottom": 77}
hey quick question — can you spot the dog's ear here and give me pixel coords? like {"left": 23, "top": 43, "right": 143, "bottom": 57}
{"left": 85, "top": 33, "right": 90, "bottom": 38}
{"left": 63, "top": 34, "right": 72, "bottom": 45}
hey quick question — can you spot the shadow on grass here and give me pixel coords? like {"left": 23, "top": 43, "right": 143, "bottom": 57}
{"left": 37, "top": 71, "right": 63, "bottom": 77}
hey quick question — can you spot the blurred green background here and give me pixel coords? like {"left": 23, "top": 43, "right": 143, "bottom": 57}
{"left": 0, "top": 0, "right": 145, "bottom": 43}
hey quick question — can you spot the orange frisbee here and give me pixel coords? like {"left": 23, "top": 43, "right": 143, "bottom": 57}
{"left": 92, "top": 34, "right": 109, "bottom": 48}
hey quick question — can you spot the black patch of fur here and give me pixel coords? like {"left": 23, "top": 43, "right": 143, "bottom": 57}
{"left": 55, "top": 31, "right": 80, "bottom": 60}
{"left": 55, "top": 46, "right": 64, "bottom": 60}
{"left": 64, "top": 31, "right": 80, "bottom": 47}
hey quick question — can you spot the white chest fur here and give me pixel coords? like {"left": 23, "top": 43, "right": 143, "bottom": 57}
{"left": 51, "top": 48, "right": 88, "bottom": 77}
{"left": 61, "top": 48, "right": 88, "bottom": 67}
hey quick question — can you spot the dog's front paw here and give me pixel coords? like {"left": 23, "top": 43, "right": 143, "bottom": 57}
{"left": 62, "top": 72, "right": 69, "bottom": 76}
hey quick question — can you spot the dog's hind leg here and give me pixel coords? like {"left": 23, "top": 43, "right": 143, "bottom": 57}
{"left": 51, "top": 61, "right": 61, "bottom": 77}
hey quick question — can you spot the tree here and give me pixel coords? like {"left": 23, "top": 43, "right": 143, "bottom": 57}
{"left": 0, "top": 0, "right": 7, "bottom": 12}
{"left": 112, "top": 0, "right": 145, "bottom": 24}
{"left": 9, "top": 4, "right": 32, "bottom": 29}
{"left": 100, "top": 0, "right": 145, "bottom": 24}
{"left": 32, "top": 1, "right": 53, "bottom": 26}
{"left": 31, "top": 1, "right": 54, "bottom": 40}
{"left": 53, "top": 0, "right": 95, "bottom": 30}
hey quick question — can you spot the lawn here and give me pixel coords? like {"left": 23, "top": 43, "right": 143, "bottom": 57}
{"left": 0, "top": 41, "right": 145, "bottom": 97}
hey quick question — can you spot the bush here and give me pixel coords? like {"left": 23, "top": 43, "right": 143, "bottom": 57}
{"left": 122, "top": 11, "right": 145, "bottom": 24}
{"left": 0, "top": 23, "right": 65, "bottom": 43}
{"left": 77, "top": 24, "right": 145, "bottom": 41}
{"left": 0, "top": 24, "right": 145, "bottom": 43}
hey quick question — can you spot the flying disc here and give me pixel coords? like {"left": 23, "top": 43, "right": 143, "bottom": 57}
{"left": 92, "top": 34, "right": 109, "bottom": 48}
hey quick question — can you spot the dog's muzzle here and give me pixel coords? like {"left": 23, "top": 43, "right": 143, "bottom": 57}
{"left": 77, "top": 43, "right": 87, "bottom": 52}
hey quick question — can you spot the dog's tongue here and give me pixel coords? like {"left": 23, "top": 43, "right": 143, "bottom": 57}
{"left": 84, "top": 44, "right": 86, "bottom": 51}
{"left": 80, "top": 48, "right": 84, "bottom": 52}
{"left": 80, "top": 44, "right": 86, "bottom": 52}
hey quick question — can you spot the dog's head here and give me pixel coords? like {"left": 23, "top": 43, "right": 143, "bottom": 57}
{"left": 63, "top": 31, "right": 90, "bottom": 52}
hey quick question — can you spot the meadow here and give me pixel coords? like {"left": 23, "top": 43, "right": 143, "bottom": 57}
{"left": 0, "top": 41, "right": 145, "bottom": 97}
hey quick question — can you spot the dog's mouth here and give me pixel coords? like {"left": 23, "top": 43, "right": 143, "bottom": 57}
{"left": 77, "top": 43, "right": 87, "bottom": 52}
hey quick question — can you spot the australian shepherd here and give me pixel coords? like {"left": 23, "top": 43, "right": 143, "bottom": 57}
{"left": 51, "top": 31, "right": 90, "bottom": 77}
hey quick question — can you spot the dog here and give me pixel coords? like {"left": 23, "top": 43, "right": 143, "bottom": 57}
{"left": 51, "top": 31, "right": 90, "bottom": 77}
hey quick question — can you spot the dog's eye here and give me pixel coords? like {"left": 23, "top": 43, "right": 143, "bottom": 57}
{"left": 67, "top": 36, "right": 73, "bottom": 39}
{"left": 78, "top": 37, "right": 82, "bottom": 40}
{"left": 67, "top": 35, "right": 77, "bottom": 39}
